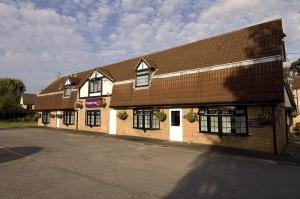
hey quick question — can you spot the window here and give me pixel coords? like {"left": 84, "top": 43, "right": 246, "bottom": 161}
{"left": 171, "top": 111, "right": 180, "bottom": 126}
{"left": 199, "top": 107, "right": 247, "bottom": 135}
{"left": 89, "top": 78, "right": 102, "bottom": 93}
{"left": 86, "top": 110, "right": 100, "bottom": 126}
{"left": 135, "top": 69, "right": 150, "bottom": 87}
{"left": 42, "top": 112, "right": 50, "bottom": 124}
{"left": 200, "top": 111, "right": 208, "bottom": 132}
{"left": 63, "top": 111, "right": 75, "bottom": 125}
{"left": 133, "top": 109, "right": 160, "bottom": 130}
{"left": 64, "top": 85, "right": 72, "bottom": 97}
{"left": 235, "top": 109, "right": 247, "bottom": 134}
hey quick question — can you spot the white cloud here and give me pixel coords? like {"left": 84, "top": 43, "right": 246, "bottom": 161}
{"left": 0, "top": 0, "right": 300, "bottom": 93}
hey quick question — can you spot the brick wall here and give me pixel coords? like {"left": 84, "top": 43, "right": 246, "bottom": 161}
{"left": 183, "top": 106, "right": 274, "bottom": 153}
{"left": 116, "top": 108, "right": 169, "bottom": 140}
{"left": 76, "top": 97, "right": 110, "bottom": 133}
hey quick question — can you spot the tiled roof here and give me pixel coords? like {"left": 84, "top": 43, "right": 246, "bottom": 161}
{"left": 292, "top": 76, "right": 300, "bottom": 89}
{"left": 99, "top": 19, "right": 284, "bottom": 81}
{"left": 21, "top": 93, "right": 37, "bottom": 105}
{"left": 39, "top": 69, "right": 94, "bottom": 94}
{"left": 110, "top": 61, "right": 284, "bottom": 107}
{"left": 35, "top": 91, "right": 77, "bottom": 110}
{"left": 36, "top": 19, "right": 285, "bottom": 110}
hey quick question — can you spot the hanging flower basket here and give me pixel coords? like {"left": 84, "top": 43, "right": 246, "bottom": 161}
{"left": 56, "top": 113, "right": 63, "bottom": 118}
{"left": 35, "top": 113, "right": 41, "bottom": 119}
{"left": 154, "top": 111, "right": 167, "bottom": 122}
{"left": 75, "top": 101, "right": 83, "bottom": 109}
{"left": 184, "top": 109, "right": 198, "bottom": 123}
{"left": 98, "top": 98, "right": 107, "bottom": 108}
{"left": 255, "top": 111, "right": 272, "bottom": 126}
{"left": 50, "top": 113, "right": 56, "bottom": 119}
{"left": 117, "top": 110, "right": 128, "bottom": 120}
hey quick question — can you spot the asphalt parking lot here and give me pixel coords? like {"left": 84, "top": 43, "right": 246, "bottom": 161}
{"left": 1, "top": 128, "right": 300, "bottom": 199}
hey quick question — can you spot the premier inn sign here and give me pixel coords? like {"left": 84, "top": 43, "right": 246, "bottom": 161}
{"left": 85, "top": 97, "right": 101, "bottom": 108}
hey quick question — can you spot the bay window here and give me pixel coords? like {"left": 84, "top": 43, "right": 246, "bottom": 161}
{"left": 199, "top": 107, "right": 247, "bottom": 135}
{"left": 63, "top": 111, "right": 75, "bottom": 125}
{"left": 133, "top": 109, "right": 160, "bottom": 130}
{"left": 42, "top": 112, "right": 50, "bottom": 124}
{"left": 86, "top": 110, "right": 100, "bottom": 126}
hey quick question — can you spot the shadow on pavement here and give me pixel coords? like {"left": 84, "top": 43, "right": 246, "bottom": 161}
{"left": 0, "top": 146, "right": 41, "bottom": 163}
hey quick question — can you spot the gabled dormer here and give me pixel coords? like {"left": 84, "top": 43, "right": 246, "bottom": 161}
{"left": 63, "top": 79, "right": 72, "bottom": 97}
{"left": 79, "top": 69, "right": 113, "bottom": 98}
{"left": 134, "top": 58, "right": 156, "bottom": 88}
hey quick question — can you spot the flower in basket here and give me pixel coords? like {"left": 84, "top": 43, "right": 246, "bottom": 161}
{"left": 154, "top": 111, "right": 167, "bottom": 122}
{"left": 184, "top": 109, "right": 198, "bottom": 123}
{"left": 75, "top": 101, "right": 83, "bottom": 109}
{"left": 98, "top": 98, "right": 107, "bottom": 108}
{"left": 50, "top": 113, "right": 56, "bottom": 118}
{"left": 56, "top": 113, "right": 63, "bottom": 118}
{"left": 117, "top": 110, "right": 128, "bottom": 120}
{"left": 35, "top": 113, "right": 41, "bottom": 119}
{"left": 255, "top": 111, "right": 272, "bottom": 126}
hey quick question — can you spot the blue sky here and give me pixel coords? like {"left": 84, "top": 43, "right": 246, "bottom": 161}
{"left": 0, "top": 0, "right": 300, "bottom": 93}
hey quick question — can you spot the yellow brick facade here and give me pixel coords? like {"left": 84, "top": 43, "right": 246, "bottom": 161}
{"left": 38, "top": 103, "right": 287, "bottom": 154}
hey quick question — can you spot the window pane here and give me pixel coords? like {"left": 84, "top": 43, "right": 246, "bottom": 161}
{"left": 171, "top": 111, "right": 180, "bottom": 126}
{"left": 235, "top": 116, "right": 247, "bottom": 134}
{"left": 221, "top": 116, "right": 231, "bottom": 133}
{"left": 210, "top": 116, "right": 219, "bottom": 132}
{"left": 200, "top": 115, "right": 208, "bottom": 131}
{"left": 136, "top": 74, "right": 149, "bottom": 86}
{"left": 151, "top": 111, "right": 159, "bottom": 129}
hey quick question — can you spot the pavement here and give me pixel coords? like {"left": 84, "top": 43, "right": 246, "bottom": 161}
{"left": 1, "top": 128, "right": 300, "bottom": 199}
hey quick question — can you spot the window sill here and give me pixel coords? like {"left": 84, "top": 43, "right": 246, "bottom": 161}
{"left": 198, "top": 131, "right": 250, "bottom": 136}
{"left": 133, "top": 127, "right": 160, "bottom": 131}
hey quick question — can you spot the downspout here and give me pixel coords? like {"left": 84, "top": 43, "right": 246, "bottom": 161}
{"left": 271, "top": 105, "right": 278, "bottom": 155}
{"left": 285, "top": 109, "right": 289, "bottom": 144}
{"left": 76, "top": 111, "right": 78, "bottom": 131}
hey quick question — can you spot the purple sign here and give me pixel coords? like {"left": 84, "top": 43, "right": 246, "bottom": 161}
{"left": 248, "top": 118, "right": 262, "bottom": 128}
{"left": 85, "top": 97, "right": 101, "bottom": 108}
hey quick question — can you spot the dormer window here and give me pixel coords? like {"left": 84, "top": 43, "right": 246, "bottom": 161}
{"left": 136, "top": 69, "right": 150, "bottom": 87}
{"left": 135, "top": 59, "right": 152, "bottom": 87}
{"left": 64, "top": 79, "right": 72, "bottom": 97}
{"left": 89, "top": 78, "right": 102, "bottom": 93}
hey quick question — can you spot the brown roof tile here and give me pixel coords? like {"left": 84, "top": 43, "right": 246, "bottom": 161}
{"left": 292, "top": 76, "right": 300, "bottom": 89}
{"left": 35, "top": 91, "right": 77, "bottom": 110}
{"left": 110, "top": 61, "right": 284, "bottom": 107}
{"left": 99, "top": 19, "right": 284, "bottom": 81}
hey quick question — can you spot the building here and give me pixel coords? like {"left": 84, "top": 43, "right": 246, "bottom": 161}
{"left": 20, "top": 93, "right": 37, "bottom": 110}
{"left": 35, "top": 19, "right": 294, "bottom": 154}
{"left": 291, "top": 75, "right": 300, "bottom": 130}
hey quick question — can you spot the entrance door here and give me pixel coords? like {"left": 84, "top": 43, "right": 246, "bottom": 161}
{"left": 56, "top": 111, "right": 61, "bottom": 128}
{"left": 169, "top": 109, "right": 183, "bottom": 141}
{"left": 109, "top": 109, "right": 117, "bottom": 135}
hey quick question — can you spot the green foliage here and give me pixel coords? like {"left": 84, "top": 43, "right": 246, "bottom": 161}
{"left": 154, "top": 111, "right": 167, "bottom": 122}
{"left": 290, "top": 58, "right": 300, "bottom": 75}
{"left": 184, "top": 109, "right": 198, "bottom": 123}
{"left": 117, "top": 110, "right": 128, "bottom": 120}
{"left": 0, "top": 78, "right": 26, "bottom": 119}
{"left": 255, "top": 111, "right": 272, "bottom": 126}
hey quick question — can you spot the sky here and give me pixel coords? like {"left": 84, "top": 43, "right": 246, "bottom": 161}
{"left": 0, "top": 0, "right": 300, "bottom": 93}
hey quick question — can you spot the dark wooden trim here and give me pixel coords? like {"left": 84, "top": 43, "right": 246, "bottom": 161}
{"left": 272, "top": 105, "right": 278, "bottom": 155}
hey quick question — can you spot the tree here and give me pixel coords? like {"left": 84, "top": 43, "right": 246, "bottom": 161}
{"left": 290, "top": 58, "right": 300, "bottom": 76}
{"left": 0, "top": 78, "right": 26, "bottom": 119}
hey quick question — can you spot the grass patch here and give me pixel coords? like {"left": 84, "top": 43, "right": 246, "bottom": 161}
{"left": 0, "top": 121, "right": 37, "bottom": 128}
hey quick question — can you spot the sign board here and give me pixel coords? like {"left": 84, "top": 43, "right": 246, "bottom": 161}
{"left": 85, "top": 97, "right": 101, "bottom": 108}
{"left": 248, "top": 118, "right": 262, "bottom": 128}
